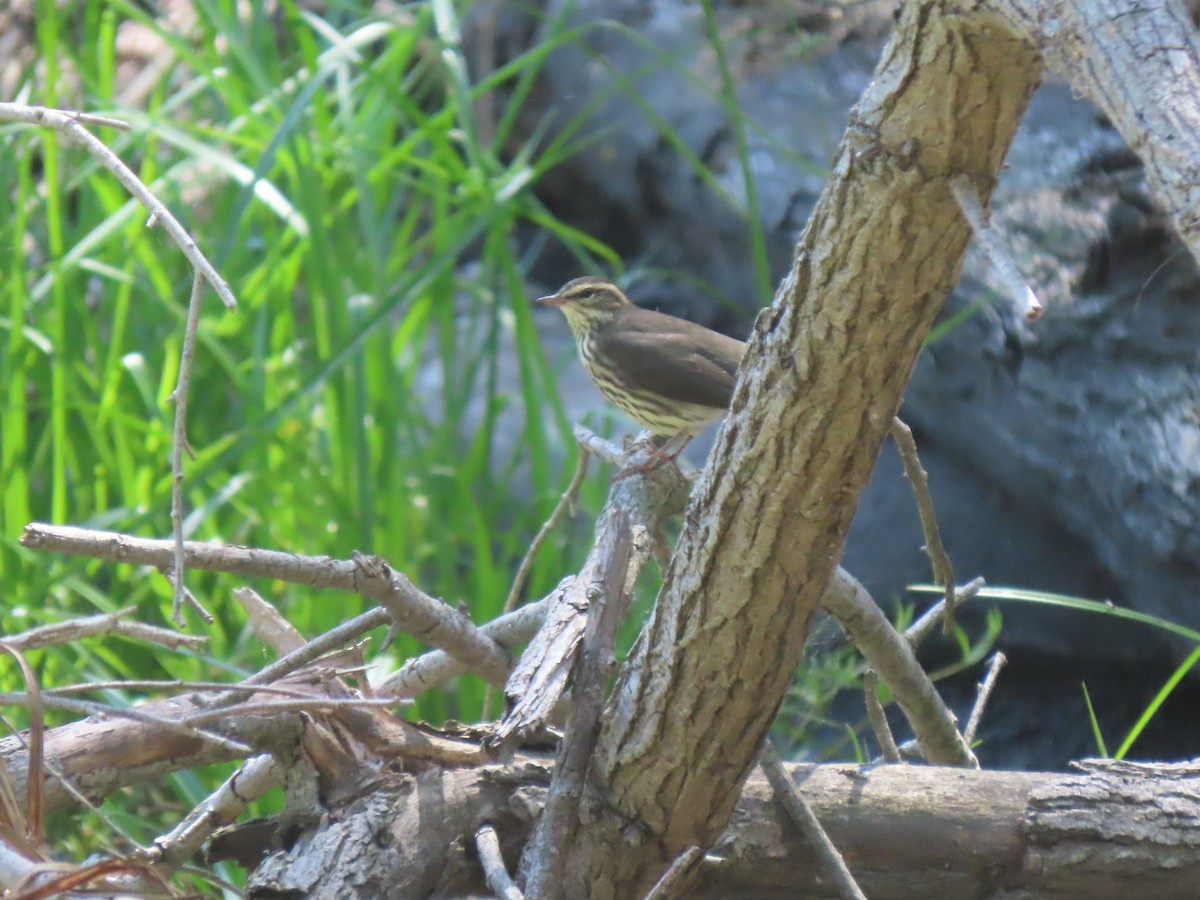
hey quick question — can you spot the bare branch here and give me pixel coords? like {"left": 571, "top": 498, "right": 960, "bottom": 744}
{"left": 182, "top": 696, "right": 402, "bottom": 728}
{"left": 19, "top": 526, "right": 508, "bottom": 684}
{"left": 0, "top": 692, "right": 251, "bottom": 756}
{"left": 904, "top": 577, "right": 986, "bottom": 648}
{"left": 352, "top": 552, "right": 513, "bottom": 685}
{"left": 211, "top": 607, "right": 391, "bottom": 708}
{"left": 376, "top": 599, "right": 547, "bottom": 698}
{"left": 890, "top": 418, "right": 957, "bottom": 633}
{"left": 1, "top": 608, "right": 207, "bottom": 652}
{"left": 963, "top": 651, "right": 1008, "bottom": 746}
{"left": 150, "top": 753, "right": 282, "bottom": 875}
{"left": 572, "top": 425, "right": 628, "bottom": 467}
{"left": 822, "top": 569, "right": 977, "bottom": 768}
{"left": 475, "top": 823, "right": 524, "bottom": 900}
{"left": 167, "top": 272, "right": 212, "bottom": 626}
{"left": 0, "top": 104, "right": 237, "bottom": 311}
{"left": 759, "top": 740, "right": 868, "bottom": 900}
{"left": 863, "top": 670, "right": 902, "bottom": 763}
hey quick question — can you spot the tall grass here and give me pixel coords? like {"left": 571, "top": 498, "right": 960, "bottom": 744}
{"left": 2, "top": 2, "right": 608, "bottom": 726}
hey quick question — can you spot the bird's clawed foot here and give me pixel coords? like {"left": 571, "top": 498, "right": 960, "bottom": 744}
{"left": 613, "top": 433, "right": 693, "bottom": 481}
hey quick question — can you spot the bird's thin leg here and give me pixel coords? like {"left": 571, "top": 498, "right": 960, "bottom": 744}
{"left": 659, "top": 434, "right": 693, "bottom": 463}
{"left": 613, "top": 433, "right": 691, "bottom": 481}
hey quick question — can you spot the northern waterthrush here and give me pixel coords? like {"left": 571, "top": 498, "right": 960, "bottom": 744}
{"left": 536, "top": 277, "right": 746, "bottom": 461}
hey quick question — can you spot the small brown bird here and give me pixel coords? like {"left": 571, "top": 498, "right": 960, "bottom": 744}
{"left": 536, "top": 276, "right": 746, "bottom": 461}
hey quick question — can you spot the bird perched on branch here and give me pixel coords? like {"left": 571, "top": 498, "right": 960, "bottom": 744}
{"left": 536, "top": 276, "right": 746, "bottom": 463}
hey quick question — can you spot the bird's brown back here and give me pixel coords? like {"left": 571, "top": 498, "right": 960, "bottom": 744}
{"left": 594, "top": 306, "right": 745, "bottom": 410}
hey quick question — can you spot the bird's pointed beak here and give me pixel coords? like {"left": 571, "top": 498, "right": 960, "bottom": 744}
{"left": 535, "top": 293, "right": 565, "bottom": 307}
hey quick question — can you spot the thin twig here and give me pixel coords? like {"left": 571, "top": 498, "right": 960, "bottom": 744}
{"left": 0, "top": 693, "right": 251, "bottom": 756}
{"left": 759, "top": 740, "right": 867, "bottom": 900}
{"left": 950, "top": 174, "right": 1044, "bottom": 321}
{"left": 66, "top": 110, "right": 132, "bottom": 131}
{"left": 209, "top": 607, "right": 392, "bottom": 709}
{"left": 963, "top": 651, "right": 1008, "bottom": 746}
{"left": 890, "top": 418, "right": 957, "bottom": 634}
{"left": 475, "top": 823, "right": 523, "bottom": 900}
{"left": 1, "top": 608, "right": 207, "bottom": 652}
{"left": 167, "top": 272, "right": 211, "bottom": 626}
{"left": 182, "top": 696, "right": 402, "bottom": 727}
{"left": 48, "top": 680, "right": 356, "bottom": 700}
{"left": 376, "top": 599, "right": 547, "bottom": 698}
{"left": 572, "top": 425, "right": 628, "bottom": 468}
{"left": 643, "top": 845, "right": 704, "bottom": 900}
{"left": 0, "top": 104, "right": 237, "bottom": 310}
{"left": 863, "top": 670, "right": 902, "bottom": 763}
{"left": 822, "top": 568, "right": 977, "bottom": 768}
{"left": 904, "top": 577, "right": 986, "bottom": 648}
{"left": 150, "top": 754, "right": 282, "bottom": 875}
{"left": 504, "top": 448, "right": 591, "bottom": 615}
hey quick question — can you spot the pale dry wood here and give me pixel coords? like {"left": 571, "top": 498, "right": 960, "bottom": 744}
{"left": 166, "top": 272, "right": 211, "bottom": 625}
{"left": 20, "top": 525, "right": 509, "bottom": 685}
{"left": 522, "top": 513, "right": 634, "bottom": 897}
{"left": 376, "top": 600, "right": 547, "bottom": 698}
{"left": 233, "top": 586, "right": 306, "bottom": 654}
{"left": 1, "top": 608, "right": 206, "bottom": 652}
{"left": 150, "top": 753, "right": 283, "bottom": 874}
{"left": 476, "top": 823, "right": 524, "bottom": 900}
{"left": 0, "top": 695, "right": 236, "bottom": 814}
{"left": 905, "top": 577, "right": 986, "bottom": 647}
{"left": 496, "top": 443, "right": 689, "bottom": 749}
{"left": 964, "top": 651, "right": 1007, "bottom": 746}
{"left": 495, "top": 578, "right": 587, "bottom": 745}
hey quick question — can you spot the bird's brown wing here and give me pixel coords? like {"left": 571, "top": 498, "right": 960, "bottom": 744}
{"left": 596, "top": 307, "right": 746, "bottom": 409}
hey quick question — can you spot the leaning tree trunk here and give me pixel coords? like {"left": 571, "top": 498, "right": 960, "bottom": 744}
{"left": 550, "top": 7, "right": 1043, "bottom": 896}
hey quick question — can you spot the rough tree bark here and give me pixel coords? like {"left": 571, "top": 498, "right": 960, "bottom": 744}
{"left": 242, "top": 757, "right": 1200, "bottom": 899}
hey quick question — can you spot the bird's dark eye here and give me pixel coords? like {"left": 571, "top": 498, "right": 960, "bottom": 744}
{"left": 580, "top": 288, "right": 595, "bottom": 300}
